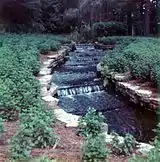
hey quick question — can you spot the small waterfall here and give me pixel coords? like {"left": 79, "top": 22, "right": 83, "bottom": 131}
{"left": 57, "top": 85, "right": 103, "bottom": 96}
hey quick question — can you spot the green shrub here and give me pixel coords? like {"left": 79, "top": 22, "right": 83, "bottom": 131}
{"left": 110, "top": 132, "right": 137, "bottom": 156}
{"left": 0, "top": 34, "right": 68, "bottom": 119}
{"left": 101, "top": 37, "right": 160, "bottom": 86}
{"left": 101, "top": 48, "right": 128, "bottom": 73}
{"left": 93, "top": 22, "right": 127, "bottom": 38}
{"left": 98, "top": 37, "right": 116, "bottom": 45}
{"left": 78, "top": 108, "right": 105, "bottom": 138}
{"left": 12, "top": 106, "right": 58, "bottom": 158}
{"left": 122, "top": 39, "right": 160, "bottom": 83}
{"left": 11, "top": 129, "right": 34, "bottom": 159}
{"left": 98, "top": 36, "right": 137, "bottom": 45}
{"left": 82, "top": 134, "right": 108, "bottom": 162}
{"left": 20, "top": 106, "right": 57, "bottom": 148}
{"left": 0, "top": 33, "right": 68, "bottom": 158}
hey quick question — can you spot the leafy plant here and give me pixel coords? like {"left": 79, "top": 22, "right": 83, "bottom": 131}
{"left": 98, "top": 36, "right": 137, "bottom": 45}
{"left": 20, "top": 107, "right": 58, "bottom": 148}
{"left": 78, "top": 108, "right": 105, "bottom": 138}
{"left": 0, "top": 34, "right": 69, "bottom": 119}
{"left": 82, "top": 134, "right": 108, "bottom": 162}
{"left": 110, "top": 131, "right": 137, "bottom": 155}
{"left": 0, "top": 33, "right": 68, "bottom": 158}
{"left": 12, "top": 107, "right": 58, "bottom": 159}
{"left": 11, "top": 129, "right": 34, "bottom": 159}
{"left": 101, "top": 37, "right": 160, "bottom": 87}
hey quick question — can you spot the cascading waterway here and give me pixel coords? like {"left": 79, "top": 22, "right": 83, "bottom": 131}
{"left": 52, "top": 44, "right": 156, "bottom": 142}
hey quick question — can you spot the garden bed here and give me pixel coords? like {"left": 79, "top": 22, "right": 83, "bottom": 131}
{"left": 0, "top": 121, "right": 129, "bottom": 162}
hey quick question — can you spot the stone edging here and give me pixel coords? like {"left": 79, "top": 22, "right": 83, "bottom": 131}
{"left": 38, "top": 46, "right": 80, "bottom": 127}
{"left": 97, "top": 63, "right": 160, "bottom": 110}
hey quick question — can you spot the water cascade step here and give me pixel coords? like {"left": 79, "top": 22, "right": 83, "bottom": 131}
{"left": 57, "top": 85, "right": 103, "bottom": 96}
{"left": 52, "top": 44, "right": 157, "bottom": 142}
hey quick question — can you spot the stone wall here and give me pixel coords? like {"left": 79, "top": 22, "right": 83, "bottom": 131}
{"left": 97, "top": 63, "right": 160, "bottom": 110}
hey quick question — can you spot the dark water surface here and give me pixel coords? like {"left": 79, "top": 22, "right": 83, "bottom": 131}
{"left": 52, "top": 44, "right": 157, "bottom": 142}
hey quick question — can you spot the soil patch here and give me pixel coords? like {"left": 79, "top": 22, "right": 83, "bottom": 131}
{"left": 31, "top": 122, "right": 83, "bottom": 162}
{"left": 0, "top": 121, "right": 17, "bottom": 161}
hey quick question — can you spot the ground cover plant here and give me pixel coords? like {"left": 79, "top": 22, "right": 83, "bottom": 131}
{"left": 0, "top": 34, "right": 69, "bottom": 120}
{"left": 101, "top": 37, "right": 160, "bottom": 86}
{"left": 82, "top": 134, "right": 109, "bottom": 162}
{"left": 77, "top": 107, "right": 105, "bottom": 138}
{"left": 0, "top": 33, "right": 69, "bottom": 159}
{"left": 78, "top": 108, "right": 109, "bottom": 162}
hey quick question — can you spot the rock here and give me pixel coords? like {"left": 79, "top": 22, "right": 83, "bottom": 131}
{"left": 103, "top": 79, "right": 108, "bottom": 87}
{"left": 94, "top": 78, "right": 101, "bottom": 82}
{"left": 41, "top": 87, "right": 50, "bottom": 96}
{"left": 39, "top": 75, "right": 52, "bottom": 82}
{"left": 54, "top": 109, "right": 80, "bottom": 124}
{"left": 105, "top": 134, "right": 114, "bottom": 143}
{"left": 136, "top": 89, "right": 152, "bottom": 97}
{"left": 47, "top": 103, "right": 60, "bottom": 109}
{"left": 113, "top": 72, "right": 131, "bottom": 82}
{"left": 58, "top": 48, "right": 67, "bottom": 56}
{"left": 150, "top": 97, "right": 160, "bottom": 106}
{"left": 48, "top": 55, "right": 65, "bottom": 68}
{"left": 43, "top": 60, "right": 53, "bottom": 66}
{"left": 42, "top": 96, "right": 59, "bottom": 104}
{"left": 38, "top": 75, "right": 52, "bottom": 85}
{"left": 70, "top": 42, "right": 76, "bottom": 51}
{"left": 66, "top": 121, "right": 79, "bottom": 127}
{"left": 47, "top": 54, "right": 59, "bottom": 59}
{"left": 104, "top": 132, "right": 124, "bottom": 144}
{"left": 102, "top": 123, "right": 108, "bottom": 133}
{"left": 108, "top": 72, "right": 160, "bottom": 109}
{"left": 136, "top": 143, "right": 154, "bottom": 155}
{"left": 39, "top": 68, "right": 51, "bottom": 76}
{"left": 47, "top": 51, "right": 58, "bottom": 55}
{"left": 49, "top": 83, "right": 58, "bottom": 96}
{"left": 97, "top": 63, "right": 102, "bottom": 72}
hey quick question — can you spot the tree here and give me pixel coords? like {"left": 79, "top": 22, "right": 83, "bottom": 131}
{"left": 157, "top": 0, "right": 160, "bottom": 36}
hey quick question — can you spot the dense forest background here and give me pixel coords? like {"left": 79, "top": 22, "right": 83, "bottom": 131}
{"left": 0, "top": 0, "right": 158, "bottom": 36}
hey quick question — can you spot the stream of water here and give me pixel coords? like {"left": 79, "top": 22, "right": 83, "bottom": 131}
{"left": 52, "top": 44, "right": 157, "bottom": 142}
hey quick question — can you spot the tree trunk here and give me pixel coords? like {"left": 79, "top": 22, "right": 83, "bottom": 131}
{"left": 144, "top": 0, "right": 150, "bottom": 36}
{"left": 157, "top": 0, "right": 160, "bottom": 36}
{"left": 127, "top": 12, "right": 132, "bottom": 35}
